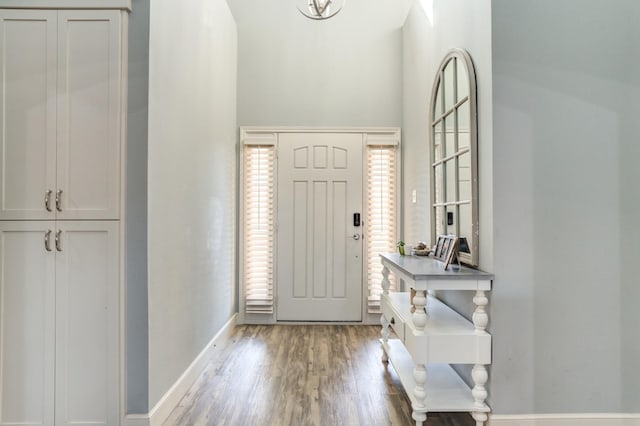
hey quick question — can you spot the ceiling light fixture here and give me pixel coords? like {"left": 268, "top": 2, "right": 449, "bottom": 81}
{"left": 297, "top": 0, "right": 346, "bottom": 20}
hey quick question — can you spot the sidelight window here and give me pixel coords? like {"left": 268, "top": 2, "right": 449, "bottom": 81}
{"left": 242, "top": 145, "right": 275, "bottom": 314}
{"left": 366, "top": 144, "right": 398, "bottom": 314}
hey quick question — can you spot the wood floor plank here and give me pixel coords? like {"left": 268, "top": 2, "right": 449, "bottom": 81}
{"left": 163, "top": 325, "right": 476, "bottom": 426}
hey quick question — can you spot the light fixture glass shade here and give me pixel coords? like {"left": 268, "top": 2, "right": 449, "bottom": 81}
{"left": 297, "top": 0, "right": 346, "bottom": 20}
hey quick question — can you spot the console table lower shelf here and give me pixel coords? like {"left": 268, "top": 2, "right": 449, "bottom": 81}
{"left": 381, "top": 339, "right": 489, "bottom": 425}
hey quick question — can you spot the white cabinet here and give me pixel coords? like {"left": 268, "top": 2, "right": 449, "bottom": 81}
{"left": 54, "top": 221, "right": 119, "bottom": 426}
{"left": 0, "top": 11, "right": 57, "bottom": 221}
{"left": 0, "top": 9, "right": 123, "bottom": 221}
{"left": 0, "top": 222, "right": 56, "bottom": 426}
{"left": 379, "top": 253, "right": 493, "bottom": 426}
{"left": 0, "top": 221, "right": 119, "bottom": 426}
{"left": 0, "top": 4, "right": 127, "bottom": 425}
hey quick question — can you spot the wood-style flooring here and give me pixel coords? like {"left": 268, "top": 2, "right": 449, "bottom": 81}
{"left": 164, "top": 325, "right": 476, "bottom": 426}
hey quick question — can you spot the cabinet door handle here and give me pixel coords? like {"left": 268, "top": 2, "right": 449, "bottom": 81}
{"left": 55, "top": 229, "right": 62, "bottom": 252}
{"left": 55, "top": 189, "right": 63, "bottom": 212}
{"left": 44, "top": 190, "right": 53, "bottom": 212}
{"left": 44, "top": 230, "right": 52, "bottom": 252}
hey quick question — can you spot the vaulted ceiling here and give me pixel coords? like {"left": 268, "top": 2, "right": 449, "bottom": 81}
{"left": 227, "top": 0, "right": 414, "bottom": 31}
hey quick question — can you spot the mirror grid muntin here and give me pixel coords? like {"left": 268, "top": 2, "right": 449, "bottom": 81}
{"left": 429, "top": 49, "right": 478, "bottom": 266}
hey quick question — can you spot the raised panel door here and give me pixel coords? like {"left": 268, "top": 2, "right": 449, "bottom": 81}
{"left": 277, "top": 133, "right": 363, "bottom": 321}
{"left": 57, "top": 11, "right": 122, "bottom": 220}
{"left": 0, "top": 221, "right": 56, "bottom": 426}
{"left": 0, "top": 11, "right": 57, "bottom": 220}
{"left": 54, "top": 221, "right": 118, "bottom": 426}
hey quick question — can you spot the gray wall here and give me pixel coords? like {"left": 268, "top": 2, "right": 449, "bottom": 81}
{"left": 403, "top": 0, "right": 640, "bottom": 415}
{"left": 228, "top": 0, "right": 410, "bottom": 127}
{"left": 126, "top": 0, "right": 150, "bottom": 414}
{"left": 146, "top": 0, "right": 238, "bottom": 409}
{"left": 402, "top": 0, "right": 493, "bottom": 268}
{"left": 492, "top": 0, "right": 640, "bottom": 413}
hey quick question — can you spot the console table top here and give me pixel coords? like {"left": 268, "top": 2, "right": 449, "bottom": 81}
{"left": 380, "top": 253, "right": 494, "bottom": 281}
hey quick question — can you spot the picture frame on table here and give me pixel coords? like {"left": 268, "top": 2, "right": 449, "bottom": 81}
{"left": 434, "top": 234, "right": 460, "bottom": 270}
{"left": 434, "top": 236, "right": 446, "bottom": 258}
{"left": 443, "top": 236, "right": 459, "bottom": 270}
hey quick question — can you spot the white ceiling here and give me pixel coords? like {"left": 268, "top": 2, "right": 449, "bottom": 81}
{"left": 227, "top": 0, "right": 414, "bottom": 30}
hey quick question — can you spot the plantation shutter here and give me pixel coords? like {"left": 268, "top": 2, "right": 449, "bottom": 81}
{"left": 366, "top": 144, "right": 398, "bottom": 313}
{"left": 243, "top": 145, "right": 275, "bottom": 314}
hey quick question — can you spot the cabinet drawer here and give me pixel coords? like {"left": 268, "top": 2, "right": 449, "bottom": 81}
{"left": 390, "top": 315, "right": 405, "bottom": 342}
{"left": 382, "top": 295, "right": 406, "bottom": 342}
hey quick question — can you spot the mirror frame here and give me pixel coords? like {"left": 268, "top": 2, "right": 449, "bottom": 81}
{"left": 429, "top": 48, "right": 479, "bottom": 266}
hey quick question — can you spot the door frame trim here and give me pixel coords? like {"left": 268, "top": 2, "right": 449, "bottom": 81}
{"left": 239, "top": 127, "right": 401, "bottom": 325}
{"left": 241, "top": 127, "right": 401, "bottom": 138}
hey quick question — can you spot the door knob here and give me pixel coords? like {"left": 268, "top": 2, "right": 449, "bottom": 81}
{"left": 352, "top": 233, "right": 360, "bottom": 240}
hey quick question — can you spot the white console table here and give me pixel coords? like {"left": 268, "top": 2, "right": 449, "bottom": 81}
{"left": 379, "top": 253, "right": 493, "bottom": 426}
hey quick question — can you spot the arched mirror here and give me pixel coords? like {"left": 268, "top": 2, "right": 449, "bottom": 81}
{"left": 430, "top": 48, "right": 478, "bottom": 266}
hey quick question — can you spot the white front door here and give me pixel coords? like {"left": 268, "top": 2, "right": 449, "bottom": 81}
{"left": 277, "top": 133, "right": 363, "bottom": 321}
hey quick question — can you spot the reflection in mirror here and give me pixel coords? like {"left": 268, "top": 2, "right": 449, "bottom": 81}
{"left": 434, "top": 163, "right": 444, "bottom": 207}
{"left": 434, "top": 84, "right": 443, "bottom": 118}
{"left": 444, "top": 116, "right": 455, "bottom": 157}
{"left": 458, "top": 151, "right": 471, "bottom": 201}
{"left": 446, "top": 206, "right": 456, "bottom": 235}
{"left": 457, "top": 101, "right": 470, "bottom": 149}
{"left": 444, "top": 59, "right": 455, "bottom": 110}
{"left": 445, "top": 159, "right": 456, "bottom": 203}
{"left": 434, "top": 122, "right": 442, "bottom": 161}
{"left": 459, "top": 204, "right": 472, "bottom": 242}
{"left": 429, "top": 48, "right": 478, "bottom": 266}
{"left": 435, "top": 206, "right": 445, "bottom": 238}
{"left": 457, "top": 60, "right": 469, "bottom": 101}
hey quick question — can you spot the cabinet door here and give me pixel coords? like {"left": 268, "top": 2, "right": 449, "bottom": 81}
{"left": 57, "top": 11, "right": 122, "bottom": 220}
{"left": 54, "top": 221, "right": 119, "bottom": 426}
{"left": 0, "top": 11, "right": 57, "bottom": 220}
{"left": 0, "top": 221, "right": 56, "bottom": 426}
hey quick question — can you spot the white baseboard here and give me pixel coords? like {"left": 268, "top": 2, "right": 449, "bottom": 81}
{"left": 489, "top": 413, "right": 640, "bottom": 426}
{"left": 129, "top": 313, "right": 237, "bottom": 426}
{"left": 122, "top": 413, "right": 150, "bottom": 426}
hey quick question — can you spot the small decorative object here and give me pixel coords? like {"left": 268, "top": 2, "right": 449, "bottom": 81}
{"left": 397, "top": 240, "right": 406, "bottom": 256}
{"left": 413, "top": 241, "right": 430, "bottom": 256}
{"left": 434, "top": 235, "right": 460, "bottom": 270}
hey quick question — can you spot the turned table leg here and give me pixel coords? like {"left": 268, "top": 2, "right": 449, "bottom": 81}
{"left": 412, "top": 410, "right": 427, "bottom": 426}
{"left": 472, "top": 364, "right": 488, "bottom": 406}
{"left": 472, "top": 290, "right": 488, "bottom": 332}
{"left": 381, "top": 265, "right": 390, "bottom": 295}
{"left": 380, "top": 265, "right": 391, "bottom": 362}
{"left": 472, "top": 411, "right": 488, "bottom": 426}
{"left": 380, "top": 315, "right": 389, "bottom": 362}
{"left": 412, "top": 363, "right": 428, "bottom": 425}
{"left": 411, "top": 289, "right": 427, "bottom": 331}
{"left": 411, "top": 287, "right": 428, "bottom": 425}
{"left": 472, "top": 290, "right": 489, "bottom": 425}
